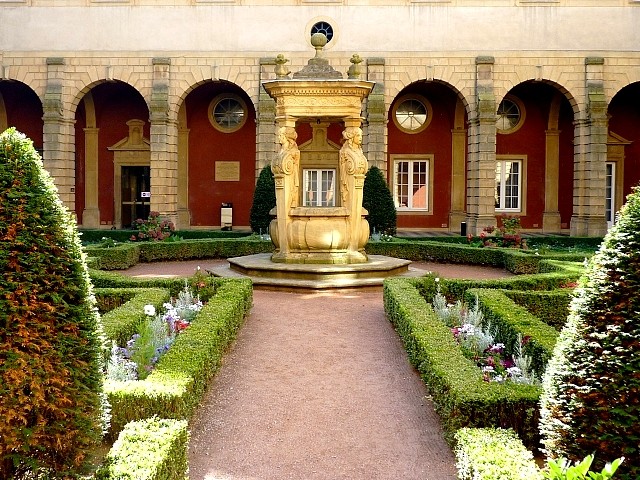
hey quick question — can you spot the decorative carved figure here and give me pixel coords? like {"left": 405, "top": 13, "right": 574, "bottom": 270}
{"left": 347, "top": 54, "right": 363, "bottom": 79}
{"left": 274, "top": 54, "right": 290, "bottom": 79}
{"left": 272, "top": 126, "right": 300, "bottom": 207}
{"left": 339, "top": 127, "right": 368, "bottom": 206}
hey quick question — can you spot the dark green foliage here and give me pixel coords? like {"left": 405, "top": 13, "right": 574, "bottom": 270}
{"left": 249, "top": 165, "right": 276, "bottom": 234}
{"left": 0, "top": 129, "right": 106, "bottom": 477}
{"left": 503, "top": 290, "right": 572, "bottom": 331}
{"left": 540, "top": 187, "right": 640, "bottom": 478}
{"left": 363, "top": 166, "right": 397, "bottom": 236}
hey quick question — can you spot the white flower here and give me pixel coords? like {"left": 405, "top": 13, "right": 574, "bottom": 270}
{"left": 482, "top": 366, "right": 495, "bottom": 373}
{"left": 144, "top": 304, "right": 156, "bottom": 316}
{"left": 506, "top": 366, "right": 523, "bottom": 377}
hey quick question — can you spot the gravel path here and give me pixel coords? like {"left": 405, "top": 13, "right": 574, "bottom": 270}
{"left": 119, "top": 259, "right": 513, "bottom": 479}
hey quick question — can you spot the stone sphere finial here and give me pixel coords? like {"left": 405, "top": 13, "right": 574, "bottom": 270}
{"left": 311, "top": 33, "right": 328, "bottom": 58}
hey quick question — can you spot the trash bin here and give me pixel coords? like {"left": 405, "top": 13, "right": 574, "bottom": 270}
{"left": 221, "top": 203, "right": 232, "bottom": 231}
{"left": 460, "top": 221, "right": 467, "bottom": 237}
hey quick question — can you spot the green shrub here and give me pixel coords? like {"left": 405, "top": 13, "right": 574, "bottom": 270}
{"left": 540, "top": 187, "right": 640, "bottom": 479}
{"left": 131, "top": 211, "right": 176, "bottom": 241}
{"left": 96, "top": 417, "right": 189, "bottom": 480}
{"left": 455, "top": 427, "right": 542, "bottom": 480}
{"left": 249, "top": 165, "right": 276, "bottom": 234}
{"left": 0, "top": 128, "right": 106, "bottom": 477}
{"left": 85, "top": 242, "right": 141, "bottom": 270}
{"left": 503, "top": 289, "right": 572, "bottom": 331}
{"left": 363, "top": 166, "right": 397, "bottom": 236}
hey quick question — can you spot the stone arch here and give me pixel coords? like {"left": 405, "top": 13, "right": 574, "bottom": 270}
{"left": 496, "top": 78, "right": 580, "bottom": 121}
{"left": 70, "top": 78, "right": 149, "bottom": 121}
{"left": 388, "top": 79, "right": 469, "bottom": 231}
{"left": 74, "top": 80, "right": 150, "bottom": 227}
{"left": 0, "top": 80, "right": 44, "bottom": 149}
{"left": 177, "top": 79, "right": 257, "bottom": 228}
{"left": 607, "top": 81, "right": 640, "bottom": 213}
{"left": 496, "top": 79, "right": 577, "bottom": 232}
{"left": 387, "top": 75, "right": 474, "bottom": 122}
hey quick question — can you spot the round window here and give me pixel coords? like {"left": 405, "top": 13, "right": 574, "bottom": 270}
{"left": 496, "top": 96, "right": 525, "bottom": 133}
{"left": 209, "top": 94, "right": 247, "bottom": 133}
{"left": 311, "top": 21, "right": 334, "bottom": 42}
{"left": 392, "top": 95, "right": 432, "bottom": 134}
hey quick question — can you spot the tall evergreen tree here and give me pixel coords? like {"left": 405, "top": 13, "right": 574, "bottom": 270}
{"left": 363, "top": 166, "right": 397, "bottom": 236}
{"left": 249, "top": 165, "right": 276, "bottom": 234}
{"left": 539, "top": 186, "right": 640, "bottom": 478}
{"left": 0, "top": 129, "right": 106, "bottom": 478}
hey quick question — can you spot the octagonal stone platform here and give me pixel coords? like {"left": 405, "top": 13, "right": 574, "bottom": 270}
{"left": 208, "top": 253, "right": 423, "bottom": 289}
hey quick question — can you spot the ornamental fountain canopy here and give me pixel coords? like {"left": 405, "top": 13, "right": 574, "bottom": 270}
{"left": 214, "top": 34, "right": 412, "bottom": 288}
{"left": 262, "top": 33, "right": 375, "bottom": 265}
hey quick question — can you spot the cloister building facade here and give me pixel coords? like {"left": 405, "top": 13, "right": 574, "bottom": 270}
{"left": 1, "top": 1, "right": 639, "bottom": 235}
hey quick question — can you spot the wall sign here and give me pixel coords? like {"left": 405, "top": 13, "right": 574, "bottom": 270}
{"left": 215, "top": 161, "right": 240, "bottom": 181}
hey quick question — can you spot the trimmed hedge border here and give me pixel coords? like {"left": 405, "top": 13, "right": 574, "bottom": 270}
{"left": 502, "top": 289, "right": 572, "bottom": 331}
{"left": 86, "top": 238, "right": 273, "bottom": 270}
{"left": 96, "top": 417, "right": 189, "bottom": 480}
{"left": 383, "top": 278, "right": 541, "bottom": 448}
{"left": 454, "top": 427, "right": 542, "bottom": 480}
{"left": 96, "top": 288, "right": 171, "bottom": 347}
{"left": 104, "top": 278, "right": 253, "bottom": 438}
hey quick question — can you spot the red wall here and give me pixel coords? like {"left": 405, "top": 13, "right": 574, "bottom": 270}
{"left": 609, "top": 83, "right": 640, "bottom": 196}
{"left": 185, "top": 82, "right": 256, "bottom": 227}
{"left": 388, "top": 82, "right": 461, "bottom": 229}
{"left": 1, "top": 81, "right": 43, "bottom": 150}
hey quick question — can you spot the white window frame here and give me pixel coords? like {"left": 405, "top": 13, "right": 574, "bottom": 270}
{"left": 391, "top": 155, "right": 433, "bottom": 212}
{"left": 605, "top": 161, "right": 616, "bottom": 229}
{"left": 495, "top": 156, "right": 525, "bottom": 213}
{"left": 303, "top": 168, "right": 336, "bottom": 207}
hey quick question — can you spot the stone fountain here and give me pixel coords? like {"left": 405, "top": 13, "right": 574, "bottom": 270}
{"left": 213, "top": 34, "right": 414, "bottom": 288}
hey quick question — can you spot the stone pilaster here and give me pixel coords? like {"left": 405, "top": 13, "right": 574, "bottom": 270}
{"left": 365, "top": 57, "right": 386, "bottom": 173}
{"left": 543, "top": 128, "right": 561, "bottom": 232}
{"left": 466, "top": 56, "right": 497, "bottom": 235}
{"left": 43, "top": 57, "right": 76, "bottom": 212}
{"left": 571, "top": 57, "right": 608, "bottom": 236}
{"left": 82, "top": 127, "right": 100, "bottom": 227}
{"left": 149, "top": 57, "right": 179, "bottom": 226}
{"left": 257, "top": 57, "right": 277, "bottom": 176}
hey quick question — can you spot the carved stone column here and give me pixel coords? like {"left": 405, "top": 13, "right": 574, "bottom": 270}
{"left": 43, "top": 57, "right": 76, "bottom": 212}
{"left": 571, "top": 57, "right": 608, "bottom": 236}
{"left": 466, "top": 56, "right": 497, "bottom": 235}
{"left": 149, "top": 57, "right": 179, "bottom": 226}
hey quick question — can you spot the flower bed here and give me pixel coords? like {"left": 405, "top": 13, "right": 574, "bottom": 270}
{"left": 383, "top": 278, "right": 542, "bottom": 448}
{"left": 106, "top": 282, "right": 203, "bottom": 381}
{"left": 432, "top": 284, "right": 541, "bottom": 385}
{"left": 102, "top": 277, "right": 252, "bottom": 439}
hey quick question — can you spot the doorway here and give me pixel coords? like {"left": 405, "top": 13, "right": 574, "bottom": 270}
{"left": 121, "top": 166, "right": 150, "bottom": 228}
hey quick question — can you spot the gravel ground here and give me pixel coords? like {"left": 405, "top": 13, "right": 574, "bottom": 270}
{"left": 119, "top": 259, "right": 513, "bottom": 480}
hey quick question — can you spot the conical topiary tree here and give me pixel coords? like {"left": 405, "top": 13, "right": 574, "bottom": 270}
{"left": 363, "top": 166, "right": 397, "bottom": 236}
{"left": 249, "top": 165, "right": 276, "bottom": 234}
{"left": 0, "top": 128, "right": 107, "bottom": 478}
{"left": 539, "top": 186, "right": 640, "bottom": 478}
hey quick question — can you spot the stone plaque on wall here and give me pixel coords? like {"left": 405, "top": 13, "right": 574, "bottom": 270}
{"left": 215, "top": 161, "right": 240, "bottom": 181}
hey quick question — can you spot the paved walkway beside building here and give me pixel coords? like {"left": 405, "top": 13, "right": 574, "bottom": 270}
{"left": 120, "top": 259, "right": 513, "bottom": 479}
